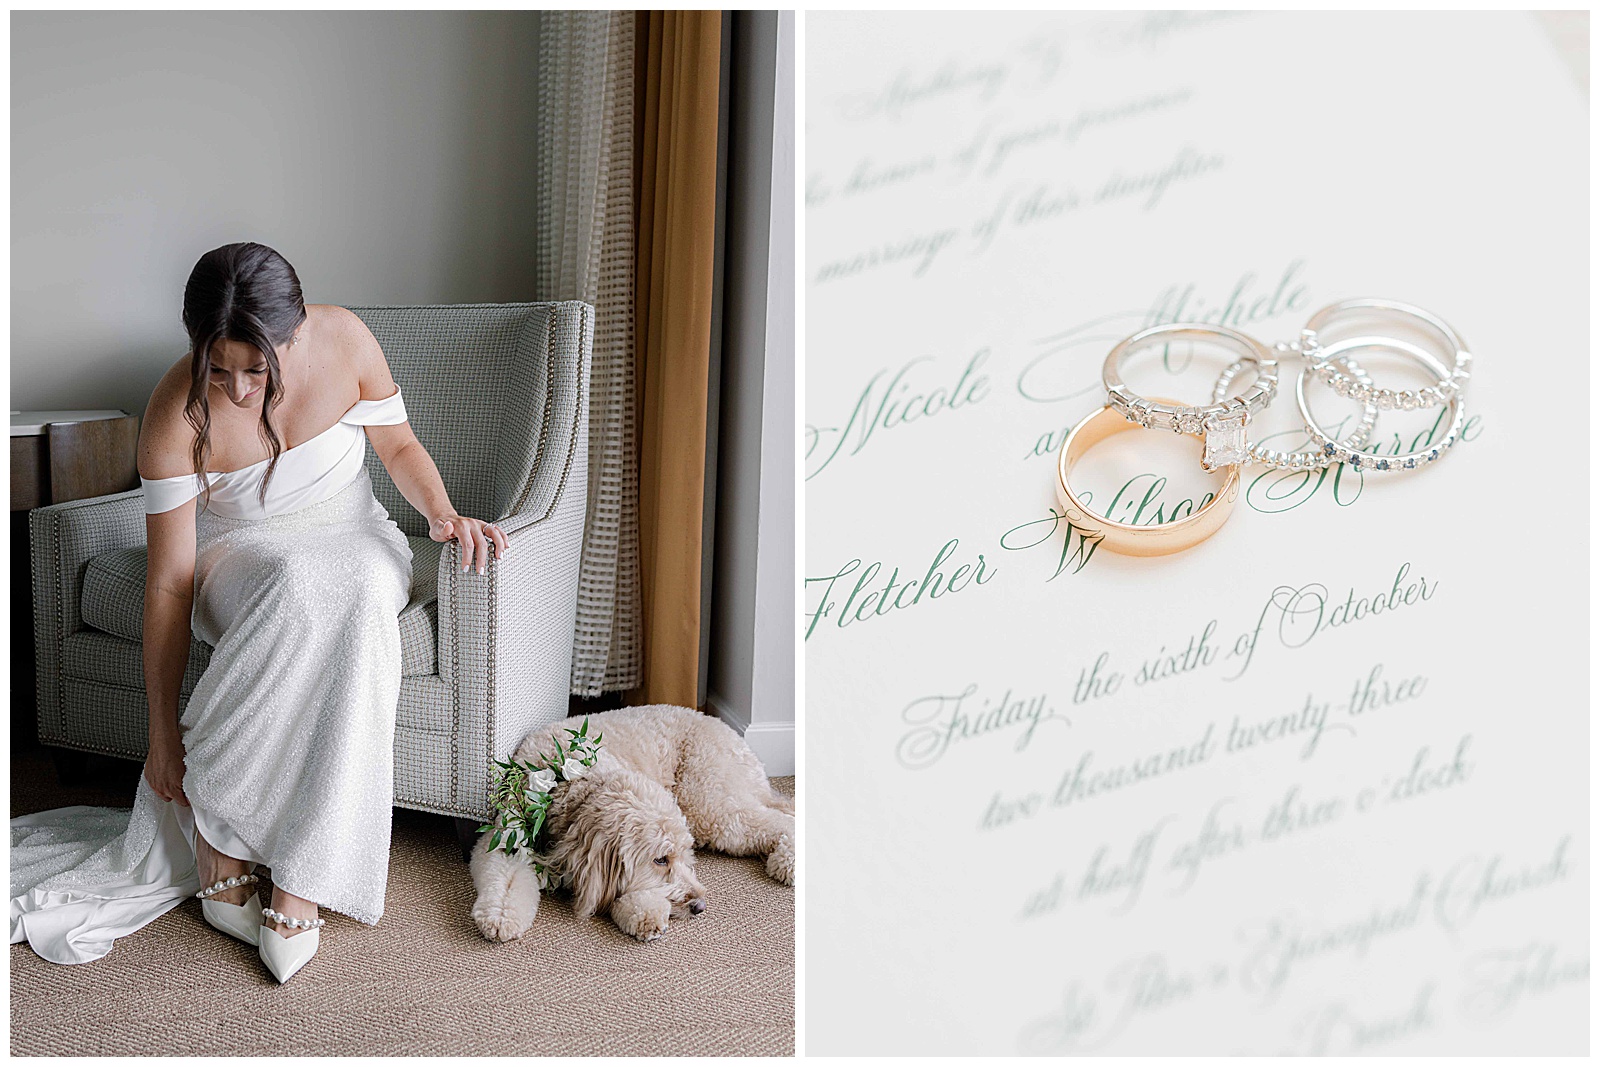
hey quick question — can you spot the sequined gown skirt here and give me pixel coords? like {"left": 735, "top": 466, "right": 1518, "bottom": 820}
{"left": 10, "top": 468, "right": 412, "bottom": 962}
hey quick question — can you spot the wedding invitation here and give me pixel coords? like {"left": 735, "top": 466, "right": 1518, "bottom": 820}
{"left": 803, "top": 12, "right": 1588, "bottom": 1055}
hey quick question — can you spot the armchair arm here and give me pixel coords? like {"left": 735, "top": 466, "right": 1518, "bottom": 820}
{"left": 435, "top": 495, "right": 589, "bottom": 816}
{"left": 435, "top": 299, "right": 593, "bottom": 816}
{"left": 30, "top": 489, "right": 147, "bottom": 742}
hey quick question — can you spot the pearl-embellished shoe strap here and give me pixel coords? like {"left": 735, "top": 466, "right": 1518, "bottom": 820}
{"left": 261, "top": 906, "right": 326, "bottom": 930}
{"left": 195, "top": 872, "right": 259, "bottom": 900}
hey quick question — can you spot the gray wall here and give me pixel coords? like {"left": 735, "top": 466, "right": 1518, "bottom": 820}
{"left": 708, "top": 11, "right": 795, "bottom": 774}
{"left": 11, "top": 10, "right": 540, "bottom": 417}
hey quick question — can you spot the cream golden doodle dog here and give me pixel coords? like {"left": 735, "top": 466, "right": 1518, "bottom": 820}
{"left": 469, "top": 704, "right": 795, "bottom": 943}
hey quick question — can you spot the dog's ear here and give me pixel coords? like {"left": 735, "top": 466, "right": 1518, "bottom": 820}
{"left": 546, "top": 776, "right": 628, "bottom": 919}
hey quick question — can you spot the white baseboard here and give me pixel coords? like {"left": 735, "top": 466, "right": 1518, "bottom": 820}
{"left": 708, "top": 694, "right": 795, "bottom": 777}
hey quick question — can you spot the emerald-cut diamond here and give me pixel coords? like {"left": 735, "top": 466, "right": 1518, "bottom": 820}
{"left": 1201, "top": 411, "right": 1249, "bottom": 471}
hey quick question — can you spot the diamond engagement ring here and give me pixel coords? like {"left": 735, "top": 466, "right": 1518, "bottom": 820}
{"left": 1102, "top": 323, "right": 1279, "bottom": 473}
{"left": 1212, "top": 341, "right": 1379, "bottom": 470}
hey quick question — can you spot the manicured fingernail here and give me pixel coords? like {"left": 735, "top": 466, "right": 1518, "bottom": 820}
{"left": 478, "top": 567, "right": 485, "bottom": 575}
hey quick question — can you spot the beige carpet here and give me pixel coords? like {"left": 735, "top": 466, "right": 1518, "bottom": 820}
{"left": 9, "top": 747, "right": 794, "bottom": 1056}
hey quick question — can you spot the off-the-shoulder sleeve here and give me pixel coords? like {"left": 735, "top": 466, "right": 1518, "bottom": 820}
{"left": 141, "top": 473, "right": 207, "bottom": 515}
{"left": 339, "top": 385, "right": 409, "bottom": 427}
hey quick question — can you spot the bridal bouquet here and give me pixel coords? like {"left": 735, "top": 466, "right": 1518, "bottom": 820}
{"left": 480, "top": 718, "right": 603, "bottom": 888}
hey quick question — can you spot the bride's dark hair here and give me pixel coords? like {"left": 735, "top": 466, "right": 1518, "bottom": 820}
{"left": 180, "top": 242, "right": 307, "bottom": 509}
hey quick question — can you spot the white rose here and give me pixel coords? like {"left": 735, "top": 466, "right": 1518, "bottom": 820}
{"left": 561, "top": 756, "right": 588, "bottom": 781}
{"left": 527, "top": 767, "right": 557, "bottom": 795}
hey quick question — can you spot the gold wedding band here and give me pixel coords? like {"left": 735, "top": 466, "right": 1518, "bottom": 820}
{"left": 1055, "top": 397, "right": 1241, "bottom": 557}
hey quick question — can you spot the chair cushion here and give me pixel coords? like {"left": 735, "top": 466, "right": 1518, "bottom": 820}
{"left": 79, "top": 536, "right": 442, "bottom": 678}
{"left": 78, "top": 547, "right": 149, "bottom": 640}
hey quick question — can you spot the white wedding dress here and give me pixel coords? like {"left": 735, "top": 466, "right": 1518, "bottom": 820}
{"left": 10, "top": 387, "right": 415, "bottom": 964}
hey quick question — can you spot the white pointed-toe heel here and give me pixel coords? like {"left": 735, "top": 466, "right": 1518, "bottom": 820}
{"left": 258, "top": 907, "right": 325, "bottom": 984}
{"left": 196, "top": 873, "right": 263, "bottom": 946}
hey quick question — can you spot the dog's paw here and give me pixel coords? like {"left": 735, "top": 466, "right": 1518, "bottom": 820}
{"left": 626, "top": 913, "right": 668, "bottom": 943}
{"left": 766, "top": 835, "right": 796, "bottom": 886}
{"left": 612, "top": 892, "right": 671, "bottom": 943}
{"left": 472, "top": 897, "right": 535, "bottom": 942}
{"left": 471, "top": 880, "right": 540, "bottom": 942}
{"left": 468, "top": 843, "right": 542, "bottom": 942}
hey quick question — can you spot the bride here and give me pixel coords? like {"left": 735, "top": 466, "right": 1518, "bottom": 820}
{"left": 10, "top": 242, "right": 509, "bottom": 982}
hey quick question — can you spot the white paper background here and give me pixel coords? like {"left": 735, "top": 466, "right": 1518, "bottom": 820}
{"left": 804, "top": 11, "right": 1588, "bottom": 1056}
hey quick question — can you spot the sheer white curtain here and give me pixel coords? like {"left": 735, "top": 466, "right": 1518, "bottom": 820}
{"left": 535, "top": 11, "right": 641, "bottom": 694}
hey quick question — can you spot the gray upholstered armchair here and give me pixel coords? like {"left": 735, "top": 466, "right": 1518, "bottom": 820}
{"left": 29, "top": 300, "right": 594, "bottom": 822}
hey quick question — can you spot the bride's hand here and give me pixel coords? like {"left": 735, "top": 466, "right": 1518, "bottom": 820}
{"left": 430, "top": 513, "right": 510, "bottom": 575}
{"left": 143, "top": 731, "right": 189, "bottom": 806}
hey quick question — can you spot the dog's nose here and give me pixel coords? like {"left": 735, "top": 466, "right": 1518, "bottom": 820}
{"left": 689, "top": 898, "right": 706, "bottom": 915}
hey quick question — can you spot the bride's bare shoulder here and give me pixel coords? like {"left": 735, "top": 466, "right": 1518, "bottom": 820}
{"left": 138, "top": 357, "right": 201, "bottom": 479}
{"left": 316, "top": 304, "right": 398, "bottom": 401}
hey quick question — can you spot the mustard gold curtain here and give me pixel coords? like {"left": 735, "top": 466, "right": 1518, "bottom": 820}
{"left": 631, "top": 10, "right": 722, "bottom": 708}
